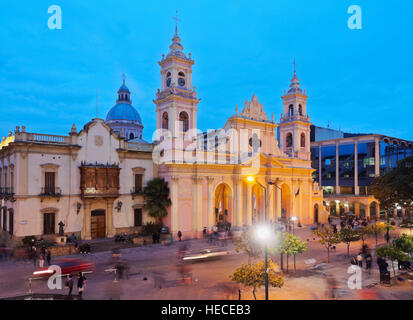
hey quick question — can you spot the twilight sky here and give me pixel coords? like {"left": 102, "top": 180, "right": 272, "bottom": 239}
{"left": 1, "top": 0, "right": 412, "bottom": 142}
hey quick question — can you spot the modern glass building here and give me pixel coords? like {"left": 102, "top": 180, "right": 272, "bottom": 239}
{"left": 310, "top": 126, "right": 413, "bottom": 219}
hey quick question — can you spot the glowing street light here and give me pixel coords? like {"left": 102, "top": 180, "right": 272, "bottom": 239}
{"left": 246, "top": 176, "right": 255, "bottom": 183}
{"left": 255, "top": 224, "right": 272, "bottom": 301}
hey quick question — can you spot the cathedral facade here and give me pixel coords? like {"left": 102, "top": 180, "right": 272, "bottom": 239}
{"left": 0, "top": 26, "right": 325, "bottom": 241}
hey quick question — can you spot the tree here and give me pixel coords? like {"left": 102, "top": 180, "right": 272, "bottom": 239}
{"left": 143, "top": 178, "right": 172, "bottom": 225}
{"left": 280, "top": 234, "right": 307, "bottom": 271}
{"left": 231, "top": 259, "right": 284, "bottom": 300}
{"left": 370, "top": 156, "right": 413, "bottom": 215}
{"left": 234, "top": 229, "right": 263, "bottom": 265}
{"left": 313, "top": 227, "right": 342, "bottom": 263}
{"left": 234, "top": 228, "right": 279, "bottom": 265}
{"left": 365, "top": 222, "right": 392, "bottom": 246}
{"left": 376, "top": 245, "right": 409, "bottom": 277}
{"left": 339, "top": 227, "right": 360, "bottom": 257}
{"left": 356, "top": 226, "right": 372, "bottom": 247}
{"left": 394, "top": 234, "right": 413, "bottom": 260}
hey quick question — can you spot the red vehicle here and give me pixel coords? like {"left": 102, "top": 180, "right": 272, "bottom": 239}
{"left": 32, "top": 258, "right": 94, "bottom": 278}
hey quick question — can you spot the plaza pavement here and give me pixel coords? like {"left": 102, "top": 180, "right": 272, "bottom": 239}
{"left": 0, "top": 224, "right": 412, "bottom": 300}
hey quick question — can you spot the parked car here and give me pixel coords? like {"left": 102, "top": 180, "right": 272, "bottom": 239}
{"left": 32, "top": 258, "right": 94, "bottom": 278}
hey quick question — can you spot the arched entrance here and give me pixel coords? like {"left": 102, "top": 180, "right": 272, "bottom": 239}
{"left": 91, "top": 210, "right": 106, "bottom": 238}
{"left": 281, "top": 184, "right": 291, "bottom": 220}
{"left": 314, "top": 204, "right": 319, "bottom": 223}
{"left": 214, "top": 183, "right": 232, "bottom": 231}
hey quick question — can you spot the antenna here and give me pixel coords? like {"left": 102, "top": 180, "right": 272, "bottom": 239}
{"left": 96, "top": 87, "right": 98, "bottom": 118}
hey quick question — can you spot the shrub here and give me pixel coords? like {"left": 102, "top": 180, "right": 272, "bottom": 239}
{"left": 141, "top": 222, "right": 162, "bottom": 236}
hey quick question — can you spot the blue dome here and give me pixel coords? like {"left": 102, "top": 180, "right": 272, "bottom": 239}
{"left": 106, "top": 103, "right": 142, "bottom": 123}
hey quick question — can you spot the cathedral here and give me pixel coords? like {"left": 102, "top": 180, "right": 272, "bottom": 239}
{"left": 0, "top": 25, "right": 325, "bottom": 241}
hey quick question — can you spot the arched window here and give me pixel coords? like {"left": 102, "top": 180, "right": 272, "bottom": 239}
{"left": 298, "top": 104, "right": 303, "bottom": 116}
{"left": 178, "top": 71, "right": 185, "bottom": 77}
{"left": 286, "top": 133, "right": 293, "bottom": 148}
{"left": 300, "top": 133, "right": 306, "bottom": 147}
{"left": 289, "top": 104, "right": 294, "bottom": 117}
{"left": 130, "top": 133, "right": 134, "bottom": 140}
{"left": 179, "top": 111, "right": 189, "bottom": 132}
{"left": 162, "top": 112, "right": 169, "bottom": 130}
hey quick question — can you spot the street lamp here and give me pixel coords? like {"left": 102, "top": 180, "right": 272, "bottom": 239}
{"left": 255, "top": 224, "right": 271, "bottom": 301}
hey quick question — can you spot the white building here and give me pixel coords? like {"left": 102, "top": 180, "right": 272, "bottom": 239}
{"left": 0, "top": 82, "right": 155, "bottom": 241}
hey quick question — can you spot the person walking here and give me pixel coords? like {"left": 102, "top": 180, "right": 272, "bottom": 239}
{"left": 177, "top": 230, "right": 182, "bottom": 242}
{"left": 46, "top": 250, "right": 51, "bottom": 266}
{"left": 365, "top": 253, "right": 372, "bottom": 274}
{"left": 39, "top": 254, "right": 44, "bottom": 268}
{"left": 66, "top": 275, "right": 74, "bottom": 297}
{"left": 77, "top": 272, "right": 86, "bottom": 299}
{"left": 357, "top": 253, "right": 363, "bottom": 268}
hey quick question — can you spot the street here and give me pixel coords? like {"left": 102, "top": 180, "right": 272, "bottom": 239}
{"left": 1, "top": 225, "right": 412, "bottom": 300}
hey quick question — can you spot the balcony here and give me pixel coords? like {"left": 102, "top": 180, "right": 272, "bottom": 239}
{"left": 40, "top": 187, "right": 62, "bottom": 202}
{"left": 280, "top": 114, "right": 310, "bottom": 123}
{"left": 80, "top": 163, "right": 120, "bottom": 199}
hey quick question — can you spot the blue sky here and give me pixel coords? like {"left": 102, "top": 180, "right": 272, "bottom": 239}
{"left": 1, "top": 0, "right": 412, "bottom": 141}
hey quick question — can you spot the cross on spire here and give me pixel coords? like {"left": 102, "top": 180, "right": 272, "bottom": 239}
{"left": 293, "top": 57, "right": 297, "bottom": 75}
{"left": 173, "top": 10, "right": 180, "bottom": 34}
{"left": 122, "top": 73, "right": 126, "bottom": 84}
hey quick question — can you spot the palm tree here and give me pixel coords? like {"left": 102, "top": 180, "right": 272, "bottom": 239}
{"left": 143, "top": 178, "right": 172, "bottom": 225}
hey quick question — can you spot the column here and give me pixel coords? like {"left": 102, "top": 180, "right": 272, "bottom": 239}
{"left": 192, "top": 176, "right": 203, "bottom": 235}
{"left": 207, "top": 177, "right": 215, "bottom": 229}
{"left": 267, "top": 183, "right": 275, "bottom": 223}
{"left": 365, "top": 201, "right": 370, "bottom": 219}
{"left": 236, "top": 179, "right": 243, "bottom": 227}
{"left": 354, "top": 202, "right": 360, "bottom": 217}
{"left": 354, "top": 141, "right": 359, "bottom": 195}
{"left": 335, "top": 143, "right": 340, "bottom": 194}
{"left": 298, "top": 179, "right": 303, "bottom": 221}
{"left": 375, "top": 138, "right": 380, "bottom": 177}
{"left": 246, "top": 184, "right": 252, "bottom": 226}
{"left": 171, "top": 176, "right": 179, "bottom": 234}
{"left": 275, "top": 183, "right": 281, "bottom": 220}
{"left": 82, "top": 201, "right": 91, "bottom": 240}
{"left": 291, "top": 179, "right": 297, "bottom": 218}
{"left": 376, "top": 204, "right": 380, "bottom": 220}
{"left": 106, "top": 200, "right": 115, "bottom": 238}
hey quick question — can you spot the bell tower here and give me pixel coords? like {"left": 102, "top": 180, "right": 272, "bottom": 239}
{"left": 279, "top": 60, "right": 311, "bottom": 161}
{"left": 154, "top": 15, "right": 200, "bottom": 142}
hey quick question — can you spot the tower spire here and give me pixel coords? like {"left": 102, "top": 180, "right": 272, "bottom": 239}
{"left": 173, "top": 10, "right": 180, "bottom": 35}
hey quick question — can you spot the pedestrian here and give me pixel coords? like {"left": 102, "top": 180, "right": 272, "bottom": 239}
{"left": 365, "top": 253, "right": 372, "bottom": 274}
{"left": 31, "top": 246, "right": 37, "bottom": 266}
{"left": 178, "top": 230, "right": 182, "bottom": 241}
{"left": 357, "top": 252, "right": 363, "bottom": 268}
{"left": 77, "top": 272, "right": 86, "bottom": 299}
{"left": 39, "top": 254, "right": 44, "bottom": 268}
{"left": 65, "top": 275, "right": 74, "bottom": 297}
{"left": 203, "top": 227, "right": 207, "bottom": 238}
{"left": 46, "top": 250, "right": 51, "bottom": 266}
{"left": 152, "top": 233, "right": 156, "bottom": 244}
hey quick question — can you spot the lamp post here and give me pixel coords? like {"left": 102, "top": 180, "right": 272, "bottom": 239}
{"left": 256, "top": 224, "right": 271, "bottom": 300}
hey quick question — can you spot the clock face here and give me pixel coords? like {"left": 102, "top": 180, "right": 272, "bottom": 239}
{"left": 178, "top": 78, "right": 185, "bottom": 87}
{"left": 166, "top": 78, "right": 171, "bottom": 87}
